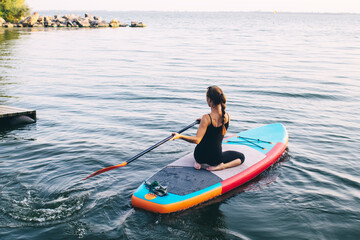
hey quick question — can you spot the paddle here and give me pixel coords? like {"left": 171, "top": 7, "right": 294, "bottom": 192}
{"left": 83, "top": 120, "right": 200, "bottom": 180}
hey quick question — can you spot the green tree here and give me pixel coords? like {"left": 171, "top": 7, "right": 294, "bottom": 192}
{"left": 0, "top": 0, "right": 30, "bottom": 23}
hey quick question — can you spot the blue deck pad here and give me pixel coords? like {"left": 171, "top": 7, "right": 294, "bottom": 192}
{"left": 147, "top": 166, "right": 222, "bottom": 196}
{"left": 224, "top": 123, "right": 287, "bottom": 154}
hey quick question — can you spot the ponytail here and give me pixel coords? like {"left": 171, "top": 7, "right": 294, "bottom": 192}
{"left": 220, "top": 94, "right": 227, "bottom": 135}
{"left": 207, "top": 86, "right": 227, "bottom": 135}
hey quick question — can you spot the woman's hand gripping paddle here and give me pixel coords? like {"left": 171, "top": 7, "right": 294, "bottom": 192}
{"left": 83, "top": 120, "right": 200, "bottom": 180}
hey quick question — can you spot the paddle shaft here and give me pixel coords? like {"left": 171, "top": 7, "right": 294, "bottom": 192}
{"left": 83, "top": 120, "right": 199, "bottom": 180}
{"left": 127, "top": 119, "right": 200, "bottom": 164}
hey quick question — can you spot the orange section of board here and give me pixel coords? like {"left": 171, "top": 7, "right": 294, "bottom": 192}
{"left": 131, "top": 185, "right": 222, "bottom": 213}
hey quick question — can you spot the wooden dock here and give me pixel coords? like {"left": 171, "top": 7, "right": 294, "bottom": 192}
{"left": 0, "top": 105, "right": 36, "bottom": 126}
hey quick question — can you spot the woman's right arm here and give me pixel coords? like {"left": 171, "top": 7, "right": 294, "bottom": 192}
{"left": 172, "top": 114, "right": 209, "bottom": 144}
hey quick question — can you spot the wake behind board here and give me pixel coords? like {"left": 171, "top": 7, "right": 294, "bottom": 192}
{"left": 131, "top": 123, "right": 288, "bottom": 213}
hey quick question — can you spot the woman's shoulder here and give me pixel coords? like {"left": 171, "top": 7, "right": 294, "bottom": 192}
{"left": 201, "top": 114, "right": 211, "bottom": 121}
{"left": 200, "top": 114, "right": 212, "bottom": 125}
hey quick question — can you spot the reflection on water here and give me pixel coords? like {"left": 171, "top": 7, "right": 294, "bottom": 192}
{"left": 0, "top": 28, "right": 21, "bottom": 104}
{"left": 0, "top": 28, "right": 21, "bottom": 42}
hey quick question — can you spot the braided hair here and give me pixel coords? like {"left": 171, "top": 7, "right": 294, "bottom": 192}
{"left": 207, "top": 86, "right": 227, "bottom": 135}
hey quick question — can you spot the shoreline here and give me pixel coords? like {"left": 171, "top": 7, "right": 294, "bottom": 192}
{"left": 0, "top": 12, "right": 146, "bottom": 29}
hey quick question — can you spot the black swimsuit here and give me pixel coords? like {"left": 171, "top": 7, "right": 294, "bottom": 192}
{"left": 194, "top": 114, "right": 245, "bottom": 166}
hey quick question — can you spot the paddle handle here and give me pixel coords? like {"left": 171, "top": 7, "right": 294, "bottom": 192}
{"left": 127, "top": 119, "right": 200, "bottom": 164}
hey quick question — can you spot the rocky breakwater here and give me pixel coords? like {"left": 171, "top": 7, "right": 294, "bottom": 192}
{"left": 0, "top": 16, "right": 13, "bottom": 28}
{"left": 0, "top": 13, "right": 146, "bottom": 28}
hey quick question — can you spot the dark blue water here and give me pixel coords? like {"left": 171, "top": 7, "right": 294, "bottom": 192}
{"left": 1, "top": 12, "right": 360, "bottom": 239}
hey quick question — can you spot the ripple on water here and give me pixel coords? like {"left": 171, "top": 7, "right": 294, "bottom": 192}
{"left": 0, "top": 178, "right": 92, "bottom": 226}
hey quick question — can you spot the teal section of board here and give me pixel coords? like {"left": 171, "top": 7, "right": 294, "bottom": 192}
{"left": 224, "top": 123, "right": 287, "bottom": 154}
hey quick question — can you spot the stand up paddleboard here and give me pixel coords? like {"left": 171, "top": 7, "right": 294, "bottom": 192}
{"left": 131, "top": 123, "right": 288, "bottom": 213}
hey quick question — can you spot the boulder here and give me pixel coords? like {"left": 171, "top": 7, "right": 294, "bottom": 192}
{"left": 98, "top": 21, "right": 109, "bottom": 27}
{"left": 85, "top": 13, "right": 95, "bottom": 20}
{"left": 22, "top": 13, "right": 40, "bottom": 27}
{"left": 4, "top": 23, "right": 14, "bottom": 28}
{"left": 85, "top": 17, "right": 94, "bottom": 23}
{"left": 37, "top": 16, "right": 45, "bottom": 23}
{"left": 94, "top": 16, "right": 102, "bottom": 21}
{"left": 21, "top": 17, "right": 29, "bottom": 26}
{"left": 66, "top": 21, "right": 74, "bottom": 27}
{"left": 110, "top": 22, "right": 119, "bottom": 28}
{"left": 56, "top": 17, "right": 67, "bottom": 24}
{"left": 90, "top": 20, "right": 109, "bottom": 27}
{"left": 130, "top": 21, "right": 146, "bottom": 27}
{"left": 110, "top": 18, "right": 119, "bottom": 23}
{"left": 44, "top": 16, "right": 54, "bottom": 21}
{"left": 76, "top": 18, "right": 90, "bottom": 27}
{"left": 44, "top": 18, "right": 52, "bottom": 27}
{"left": 47, "top": 22, "right": 57, "bottom": 28}
{"left": 90, "top": 20, "right": 99, "bottom": 27}
{"left": 110, "top": 18, "right": 120, "bottom": 27}
{"left": 0, "top": 17, "right": 6, "bottom": 24}
{"left": 33, "top": 23, "right": 43, "bottom": 27}
{"left": 64, "top": 14, "right": 79, "bottom": 21}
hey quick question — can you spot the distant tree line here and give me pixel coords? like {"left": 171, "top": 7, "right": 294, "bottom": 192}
{"left": 0, "top": 0, "right": 29, "bottom": 23}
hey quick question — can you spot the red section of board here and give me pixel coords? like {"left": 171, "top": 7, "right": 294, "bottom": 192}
{"left": 221, "top": 142, "right": 287, "bottom": 194}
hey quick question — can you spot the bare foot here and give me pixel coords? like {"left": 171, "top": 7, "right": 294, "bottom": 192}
{"left": 207, "top": 163, "right": 225, "bottom": 171}
{"left": 194, "top": 161, "right": 201, "bottom": 170}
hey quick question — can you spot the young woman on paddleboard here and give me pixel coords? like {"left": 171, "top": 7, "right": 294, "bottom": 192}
{"left": 172, "top": 86, "right": 245, "bottom": 171}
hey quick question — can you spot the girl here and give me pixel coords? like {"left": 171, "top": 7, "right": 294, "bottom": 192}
{"left": 172, "top": 86, "right": 245, "bottom": 171}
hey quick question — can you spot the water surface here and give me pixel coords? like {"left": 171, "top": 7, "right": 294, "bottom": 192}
{"left": 0, "top": 11, "right": 360, "bottom": 239}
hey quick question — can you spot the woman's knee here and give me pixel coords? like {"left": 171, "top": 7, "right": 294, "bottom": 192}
{"left": 223, "top": 151, "right": 245, "bottom": 163}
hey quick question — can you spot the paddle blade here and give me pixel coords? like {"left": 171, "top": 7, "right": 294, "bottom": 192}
{"left": 83, "top": 162, "right": 128, "bottom": 180}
